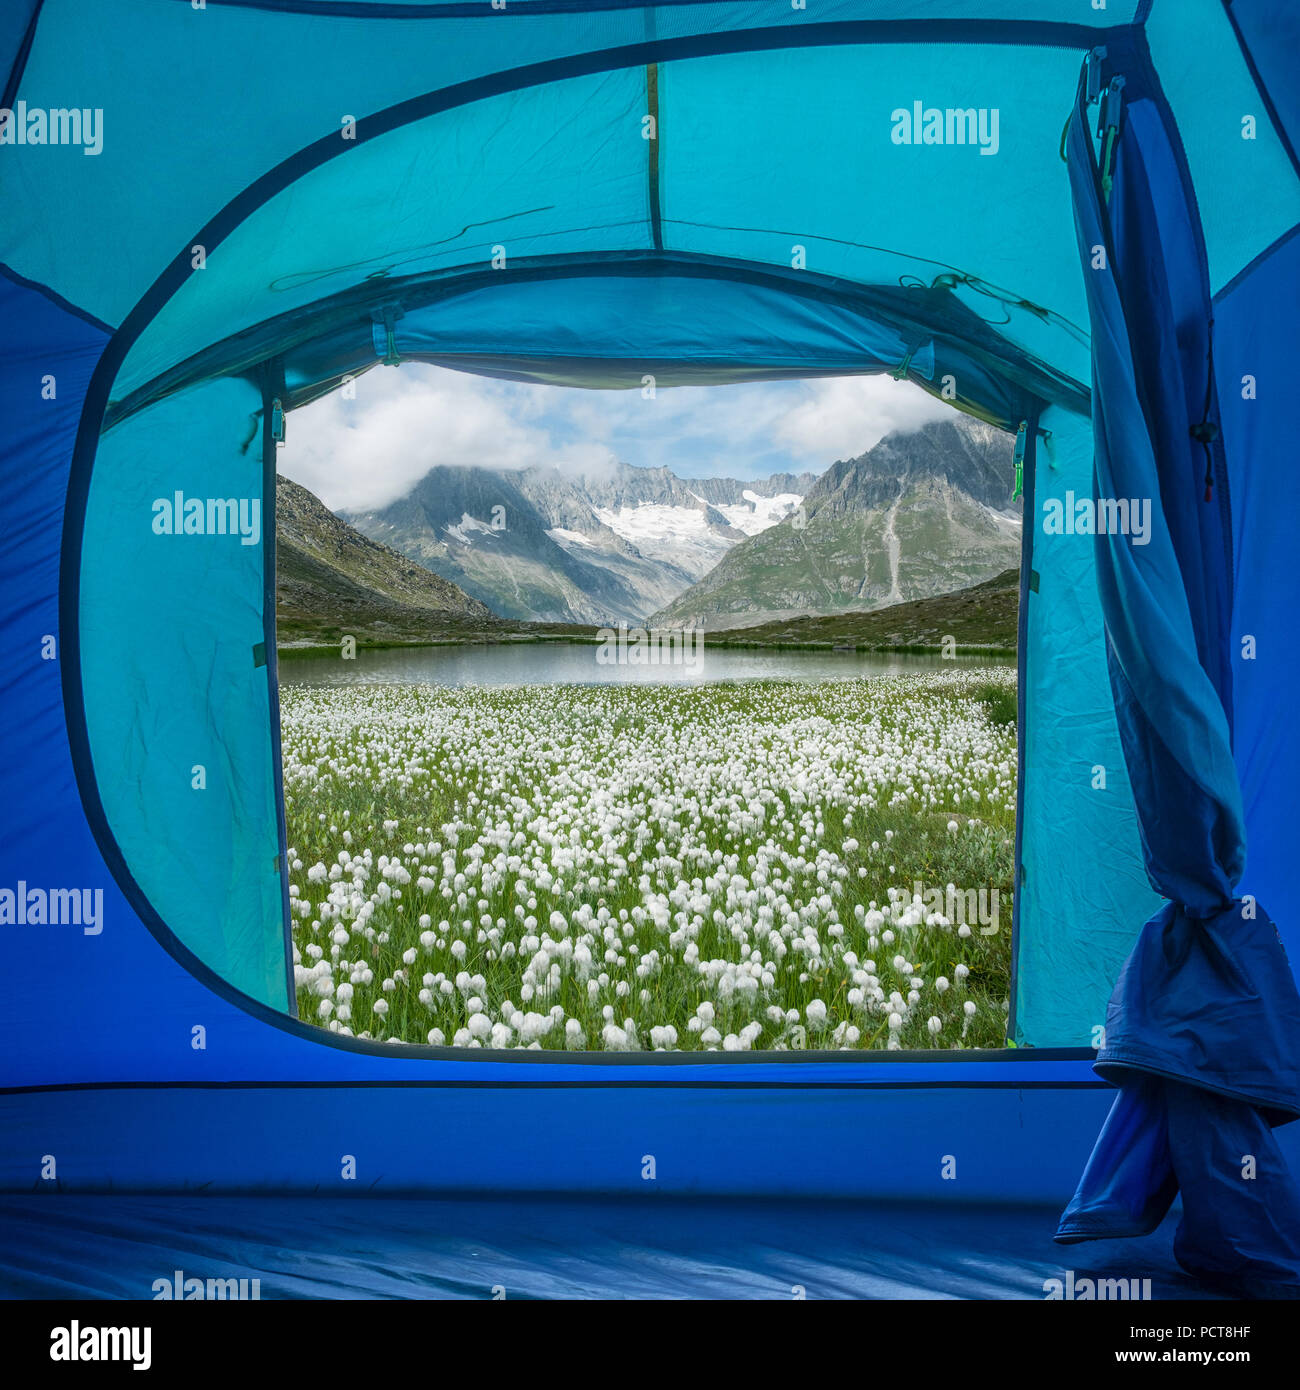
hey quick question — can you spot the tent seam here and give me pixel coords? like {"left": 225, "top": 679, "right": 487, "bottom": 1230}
{"left": 0, "top": 0, "right": 42, "bottom": 112}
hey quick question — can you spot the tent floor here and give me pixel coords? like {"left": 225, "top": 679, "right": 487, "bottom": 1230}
{"left": 0, "top": 1194, "right": 1227, "bottom": 1300}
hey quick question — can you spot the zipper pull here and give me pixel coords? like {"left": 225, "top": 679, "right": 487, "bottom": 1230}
{"left": 1012, "top": 419, "right": 1027, "bottom": 501}
{"left": 1190, "top": 421, "right": 1220, "bottom": 501}
{"left": 1190, "top": 317, "right": 1219, "bottom": 503}
{"left": 1098, "top": 75, "right": 1126, "bottom": 201}
{"left": 1085, "top": 46, "right": 1107, "bottom": 106}
{"left": 371, "top": 302, "right": 405, "bottom": 366}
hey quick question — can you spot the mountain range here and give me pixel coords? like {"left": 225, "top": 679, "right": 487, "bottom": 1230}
{"left": 650, "top": 417, "right": 1020, "bottom": 630}
{"left": 283, "top": 413, "right": 1019, "bottom": 638}
{"left": 274, "top": 443, "right": 1021, "bottom": 653}
{"left": 342, "top": 462, "right": 814, "bottom": 625}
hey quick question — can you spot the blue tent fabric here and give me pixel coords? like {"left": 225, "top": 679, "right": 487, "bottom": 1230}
{"left": 1065, "top": 88, "right": 1243, "bottom": 916}
{"left": 1058, "top": 1078, "right": 1300, "bottom": 1300}
{"left": 1, "top": 1, "right": 1299, "bottom": 1300}
{"left": 1223, "top": 0, "right": 1300, "bottom": 181}
{"left": 1216, "top": 222, "right": 1300, "bottom": 992}
{"left": 1054, "top": 48, "right": 1300, "bottom": 1289}
{"left": 0, "top": 1192, "right": 1235, "bottom": 1302}
{"left": 1097, "top": 903, "right": 1300, "bottom": 1124}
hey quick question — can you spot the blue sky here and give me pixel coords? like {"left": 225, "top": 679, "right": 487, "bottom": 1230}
{"left": 280, "top": 362, "right": 951, "bottom": 512}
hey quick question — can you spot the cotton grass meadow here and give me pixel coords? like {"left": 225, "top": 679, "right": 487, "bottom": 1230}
{"left": 280, "top": 669, "right": 1017, "bottom": 1052}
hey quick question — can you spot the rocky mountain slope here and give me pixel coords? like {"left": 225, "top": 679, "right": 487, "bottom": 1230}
{"left": 704, "top": 567, "right": 1020, "bottom": 651}
{"left": 275, "top": 473, "right": 498, "bottom": 645}
{"left": 650, "top": 417, "right": 1021, "bottom": 630}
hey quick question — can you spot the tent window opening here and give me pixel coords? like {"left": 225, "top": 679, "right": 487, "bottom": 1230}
{"left": 273, "top": 365, "right": 1023, "bottom": 1053}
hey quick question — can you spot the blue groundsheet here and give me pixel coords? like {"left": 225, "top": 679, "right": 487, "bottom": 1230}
{"left": 0, "top": 1195, "right": 1228, "bottom": 1302}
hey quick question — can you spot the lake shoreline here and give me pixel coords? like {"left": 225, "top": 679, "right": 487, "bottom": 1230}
{"left": 277, "top": 639, "right": 1014, "bottom": 689}
{"left": 279, "top": 634, "right": 1016, "bottom": 660}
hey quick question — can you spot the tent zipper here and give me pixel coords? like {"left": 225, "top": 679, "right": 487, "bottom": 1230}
{"left": 1012, "top": 419, "right": 1028, "bottom": 500}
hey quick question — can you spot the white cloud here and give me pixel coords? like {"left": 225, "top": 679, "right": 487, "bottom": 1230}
{"left": 280, "top": 364, "right": 616, "bottom": 512}
{"left": 279, "top": 363, "right": 954, "bottom": 511}
{"left": 772, "top": 375, "right": 953, "bottom": 462}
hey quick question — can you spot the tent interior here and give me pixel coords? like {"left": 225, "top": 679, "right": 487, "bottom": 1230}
{"left": 2, "top": 0, "right": 1299, "bottom": 1298}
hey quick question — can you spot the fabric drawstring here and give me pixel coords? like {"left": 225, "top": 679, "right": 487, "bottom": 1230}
{"left": 1190, "top": 317, "right": 1219, "bottom": 502}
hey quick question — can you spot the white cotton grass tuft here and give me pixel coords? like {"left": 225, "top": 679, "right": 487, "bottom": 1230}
{"left": 280, "top": 672, "right": 1014, "bottom": 1055}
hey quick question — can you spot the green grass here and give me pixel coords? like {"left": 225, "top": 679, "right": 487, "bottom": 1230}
{"left": 281, "top": 670, "right": 1017, "bottom": 1053}
{"left": 969, "top": 680, "right": 1018, "bottom": 726}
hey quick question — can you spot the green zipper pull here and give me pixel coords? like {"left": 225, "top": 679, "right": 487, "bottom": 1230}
{"left": 371, "top": 302, "right": 404, "bottom": 366}
{"left": 1098, "top": 75, "right": 1126, "bottom": 202}
{"left": 891, "top": 346, "right": 916, "bottom": 381}
{"left": 1012, "top": 419, "right": 1027, "bottom": 500}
